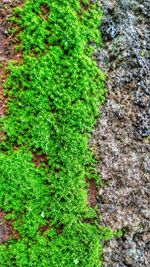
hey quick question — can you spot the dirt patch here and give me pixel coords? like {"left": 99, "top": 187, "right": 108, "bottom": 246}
{"left": 56, "top": 224, "right": 64, "bottom": 235}
{"left": 0, "top": 0, "right": 24, "bottom": 118}
{"left": 87, "top": 178, "right": 98, "bottom": 207}
{"left": 0, "top": 0, "right": 24, "bottom": 244}
{"left": 80, "top": 1, "right": 91, "bottom": 11}
{"left": 91, "top": 0, "right": 150, "bottom": 266}
{"left": 33, "top": 152, "right": 48, "bottom": 167}
{"left": 40, "top": 4, "right": 50, "bottom": 20}
{"left": 39, "top": 224, "right": 50, "bottom": 235}
{"left": 0, "top": 211, "right": 19, "bottom": 244}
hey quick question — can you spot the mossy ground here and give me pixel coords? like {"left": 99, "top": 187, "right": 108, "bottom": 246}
{"left": 0, "top": 1, "right": 112, "bottom": 266}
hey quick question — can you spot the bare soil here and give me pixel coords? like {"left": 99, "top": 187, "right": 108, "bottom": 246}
{"left": 0, "top": 211, "right": 19, "bottom": 244}
{"left": 0, "top": 0, "right": 24, "bottom": 242}
{"left": 87, "top": 178, "right": 99, "bottom": 207}
{"left": 0, "top": 0, "right": 24, "bottom": 117}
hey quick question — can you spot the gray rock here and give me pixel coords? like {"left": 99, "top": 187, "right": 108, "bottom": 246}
{"left": 91, "top": 0, "right": 150, "bottom": 266}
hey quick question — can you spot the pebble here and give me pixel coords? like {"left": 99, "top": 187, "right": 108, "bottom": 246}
{"left": 3, "top": 0, "right": 11, "bottom": 3}
{"left": 142, "top": 233, "right": 150, "bottom": 242}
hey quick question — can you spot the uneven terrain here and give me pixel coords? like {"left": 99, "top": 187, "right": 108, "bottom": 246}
{"left": 0, "top": 0, "right": 149, "bottom": 266}
{"left": 92, "top": 0, "right": 150, "bottom": 266}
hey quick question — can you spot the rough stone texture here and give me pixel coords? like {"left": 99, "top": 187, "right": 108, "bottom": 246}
{"left": 91, "top": 0, "right": 150, "bottom": 266}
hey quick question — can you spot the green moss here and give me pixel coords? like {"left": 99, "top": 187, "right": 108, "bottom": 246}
{"left": 0, "top": 0, "right": 110, "bottom": 266}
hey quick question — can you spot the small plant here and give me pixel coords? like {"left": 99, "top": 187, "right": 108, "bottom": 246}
{"left": 0, "top": 0, "right": 108, "bottom": 266}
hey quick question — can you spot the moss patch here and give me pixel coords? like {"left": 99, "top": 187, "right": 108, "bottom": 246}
{"left": 0, "top": 0, "right": 112, "bottom": 266}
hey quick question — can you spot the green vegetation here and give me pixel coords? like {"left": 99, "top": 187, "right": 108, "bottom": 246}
{"left": 0, "top": 0, "right": 112, "bottom": 266}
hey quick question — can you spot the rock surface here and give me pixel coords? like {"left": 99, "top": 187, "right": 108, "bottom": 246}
{"left": 91, "top": 0, "right": 150, "bottom": 266}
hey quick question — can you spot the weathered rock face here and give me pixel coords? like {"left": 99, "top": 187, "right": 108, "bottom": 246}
{"left": 91, "top": 0, "right": 150, "bottom": 266}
